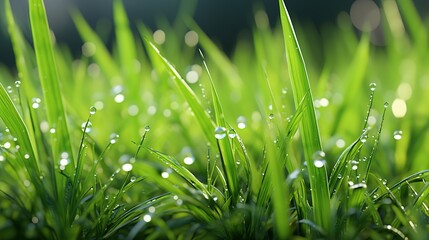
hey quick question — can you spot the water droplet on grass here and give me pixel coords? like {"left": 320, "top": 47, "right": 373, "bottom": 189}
{"left": 81, "top": 122, "right": 92, "bottom": 133}
{"left": 110, "top": 133, "right": 119, "bottom": 144}
{"left": 268, "top": 114, "right": 274, "bottom": 120}
{"left": 161, "top": 171, "right": 169, "bottom": 178}
{"left": 384, "top": 102, "right": 389, "bottom": 108}
{"left": 7, "top": 86, "right": 12, "bottom": 93}
{"left": 122, "top": 163, "right": 133, "bottom": 172}
{"left": 145, "top": 126, "right": 151, "bottom": 132}
{"left": 143, "top": 214, "right": 152, "bottom": 222}
{"left": 15, "top": 80, "right": 21, "bottom": 88}
{"left": 369, "top": 82, "right": 376, "bottom": 91}
{"left": 349, "top": 183, "right": 367, "bottom": 189}
{"left": 130, "top": 176, "right": 136, "bottom": 182}
{"left": 32, "top": 98, "right": 41, "bottom": 109}
{"left": 228, "top": 129, "right": 236, "bottom": 138}
{"left": 393, "top": 130, "right": 402, "bottom": 140}
{"left": 214, "top": 126, "right": 227, "bottom": 139}
{"left": 312, "top": 151, "right": 326, "bottom": 168}
{"left": 183, "top": 156, "right": 195, "bottom": 165}
{"left": 236, "top": 116, "right": 246, "bottom": 129}
{"left": 89, "top": 106, "right": 97, "bottom": 115}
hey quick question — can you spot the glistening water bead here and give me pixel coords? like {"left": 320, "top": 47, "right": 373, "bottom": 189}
{"left": 369, "top": 82, "right": 376, "bottom": 91}
{"left": 89, "top": 106, "right": 97, "bottom": 115}
{"left": 236, "top": 116, "right": 247, "bottom": 129}
{"left": 393, "top": 130, "right": 403, "bottom": 140}
{"left": 214, "top": 126, "right": 227, "bottom": 139}
{"left": 81, "top": 122, "right": 93, "bottom": 133}
{"left": 312, "top": 150, "right": 326, "bottom": 168}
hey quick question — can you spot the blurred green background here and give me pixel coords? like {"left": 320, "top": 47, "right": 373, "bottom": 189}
{"left": 4, "top": 0, "right": 427, "bottom": 68}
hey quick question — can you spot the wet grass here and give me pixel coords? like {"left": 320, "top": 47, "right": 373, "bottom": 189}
{"left": 1, "top": 0, "right": 429, "bottom": 239}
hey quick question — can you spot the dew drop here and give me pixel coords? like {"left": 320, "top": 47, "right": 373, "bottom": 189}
{"left": 384, "top": 102, "right": 389, "bottom": 108}
{"left": 32, "top": 98, "right": 41, "bottom": 109}
{"left": 228, "top": 129, "right": 236, "bottom": 138}
{"left": 369, "top": 82, "right": 377, "bottom": 91}
{"left": 143, "top": 214, "right": 152, "bottom": 222}
{"left": 214, "top": 126, "right": 227, "bottom": 139}
{"left": 161, "top": 171, "right": 169, "bottom": 178}
{"left": 110, "top": 133, "right": 119, "bottom": 144}
{"left": 183, "top": 156, "right": 195, "bottom": 165}
{"left": 15, "top": 80, "right": 21, "bottom": 88}
{"left": 81, "top": 122, "right": 93, "bottom": 133}
{"left": 236, "top": 116, "right": 247, "bottom": 129}
{"left": 312, "top": 151, "right": 326, "bottom": 168}
{"left": 349, "top": 183, "right": 367, "bottom": 190}
{"left": 122, "top": 163, "right": 133, "bottom": 172}
{"left": 393, "top": 130, "right": 403, "bottom": 140}
{"left": 89, "top": 106, "right": 97, "bottom": 115}
{"left": 114, "top": 94, "right": 125, "bottom": 103}
{"left": 7, "top": 86, "right": 12, "bottom": 93}
{"left": 268, "top": 113, "right": 274, "bottom": 120}
{"left": 130, "top": 176, "right": 136, "bottom": 182}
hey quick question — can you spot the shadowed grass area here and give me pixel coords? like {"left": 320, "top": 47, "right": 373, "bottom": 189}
{"left": 1, "top": 0, "right": 429, "bottom": 239}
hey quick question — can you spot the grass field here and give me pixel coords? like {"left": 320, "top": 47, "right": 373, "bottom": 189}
{"left": 1, "top": 0, "right": 429, "bottom": 239}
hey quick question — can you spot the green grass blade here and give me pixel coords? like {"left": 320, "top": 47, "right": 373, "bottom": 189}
{"left": 0, "top": 82, "right": 41, "bottom": 189}
{"left": 113, "top": 0, "right": 138, "bottom": 82}
{"left": 5, "top": 0, "right": 40, "bottom": 157}
{"left": 278, "top": 0, "right": 330, "bottom": 234}
{"left": 145, "top": 41, "right": 217, "bottom": 148}
{"left": 29, "top": 0, "right": 74, "bottom": 165}
{"left": 201, "top": 52, "right": 239, "bottom": 205}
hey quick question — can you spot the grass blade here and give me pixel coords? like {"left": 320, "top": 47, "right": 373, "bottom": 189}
{"left": 113, "top": 0, "right": 139, "bottom": 82}
{"left": 29, "top": 0, "right": 74, "bottom": 165}
{"left": 278, "top": 0, "right": 330, "bottom": 234}
{"left": 145, "top": 41, "right": 217, "bottom": 148}
{"left": 200, "top": 52, "right": 239, "bottom": 205}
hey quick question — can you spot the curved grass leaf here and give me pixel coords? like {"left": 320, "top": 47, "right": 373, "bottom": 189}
{"left": 201, "top": 52, "right": 239, "bottom": 205}
{"left": 29, "top": 0, "right": 74, "bottom": 165}
{"left": 113, "top": 0, "right": 138, "bottom": 82}
{"left": 145, "top": 41, "right": 217, "bottom": 148}
{"left": 278, "top": 0, "right": 330, "bottom": 233}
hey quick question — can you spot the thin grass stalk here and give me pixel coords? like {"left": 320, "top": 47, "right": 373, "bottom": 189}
{"left": 278, "top": 0, "right": 331, "bottom": 234}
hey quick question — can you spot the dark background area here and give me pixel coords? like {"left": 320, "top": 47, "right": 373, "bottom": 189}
{"left": 0, "top": 0, "right": 427, "bottom": 68}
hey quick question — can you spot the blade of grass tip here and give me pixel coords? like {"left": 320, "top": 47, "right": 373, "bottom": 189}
{"left": 145, "top": 41, "right": 217, "bottom": 148}
{"left": 29, "top": 0, "right": 74, "bottom": 166}
{"left": 113, "top": 0, "right": 138, "bottom": 82}
{"left": 200, "top": 50, "right": 239, "bottom": 205}
{"left": 278, "top": 0, "right": 330, "bottom": 233}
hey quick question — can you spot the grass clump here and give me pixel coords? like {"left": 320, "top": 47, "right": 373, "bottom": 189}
{"left": 1, "top": 0, "right": 429, "bottom": 239}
